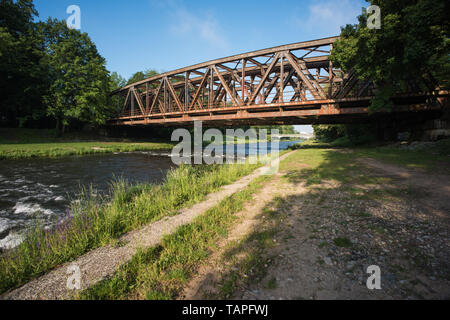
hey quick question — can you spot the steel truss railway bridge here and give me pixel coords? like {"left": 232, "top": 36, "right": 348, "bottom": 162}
{"left": 110, "top": 36, "right": 448, "bottom": 127}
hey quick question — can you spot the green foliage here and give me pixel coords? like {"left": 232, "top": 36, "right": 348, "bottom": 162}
{"left": 333, "top": 237, "right": 352, "bottom": 248}
{"left": 355, "top": 138, "right": 450, "bottom": 173}
{"left": 0, "top": 0, "right": 37, "bottom": 36}
{"left": 37, "top": 19, "right": 111, "bottom": 132}
{"left": 110, "top": 72, "right": 126, "bottom": 90}
{"left": 0, "top": 2, "right": 127, "bottom": 130}
{"left": 312, "top": 123, "right": 376, "bottom": 146}
{"left": 0, "top": 0, "right": 47, "bottom": 125}
{"left": 126, "top": 69, "right": 159, "bottom": 86}
{"left": 331, "top": 0, "right": 449, "bottom": 112}
{"left": 312, "top": 125, "right": 347, "bottom": 142}
{"left": 127, "top": 71, "right": 146, "bottom": 85}
{"left": 144, "top": 69, "right": 159, "bottom": 79}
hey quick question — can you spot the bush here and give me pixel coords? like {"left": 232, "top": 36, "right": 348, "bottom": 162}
{"left": 313, "top": 124, "right": 377, "bottom": 146}
{"left": 312, "top": 125, "right": 347, "bottom": 142}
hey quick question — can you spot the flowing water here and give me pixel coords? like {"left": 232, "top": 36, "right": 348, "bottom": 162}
{"left": 0, "top": 152, "right": 175, "bottom": 249}
{"left": 0, "top": 140, "right": 300, "bottom": 249}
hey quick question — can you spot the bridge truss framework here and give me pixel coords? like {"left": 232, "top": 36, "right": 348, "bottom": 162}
{"left": 110, "top": 36, "right": 447, "bottom": 127}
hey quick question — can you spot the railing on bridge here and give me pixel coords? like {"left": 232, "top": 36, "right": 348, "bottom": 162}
{"left": 110, "top": 36, "right": 446, "bottom": 126}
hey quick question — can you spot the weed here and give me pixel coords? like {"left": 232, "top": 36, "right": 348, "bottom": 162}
{"left": 333, "top": 237, "right": 352, "bottom": 248}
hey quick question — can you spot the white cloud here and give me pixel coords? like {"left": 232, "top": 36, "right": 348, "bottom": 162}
{"left": 153, "top": 0, "right": 229, "bottom": 50}
{"left": 171, "top": 8, "right": 228, "bottom": 49}
{"left": 292, "top": 0, "right": 362, "bottom": 36}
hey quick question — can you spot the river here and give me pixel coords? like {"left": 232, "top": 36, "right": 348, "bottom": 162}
{"left": 0, "top": 140, "right": 300, "bottom": 249}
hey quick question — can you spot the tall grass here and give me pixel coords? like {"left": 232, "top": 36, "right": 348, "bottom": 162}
{"left": 0, "top": 162, "right": 258, "bottom": 294}
{"left": 78, "top": 176, "right": 269, "bottom": 300}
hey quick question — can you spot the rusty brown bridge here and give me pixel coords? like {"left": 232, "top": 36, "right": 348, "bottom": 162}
{"left": 110, "top": 36, "right": 448, "bottom": 127}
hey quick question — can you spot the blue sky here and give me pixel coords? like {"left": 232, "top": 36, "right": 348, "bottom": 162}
{"left": 33, "top": 0, "right": 366, "bottom": 132}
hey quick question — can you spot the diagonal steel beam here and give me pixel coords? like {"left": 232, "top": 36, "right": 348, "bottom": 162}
{"left": 187, "top": 82, "right": 203, "bottom": 110}
{"left": 285, "top": 52, "right": 326, "bottom": 99}
{"left": 122, "top": 89, "right": 131, "bottom": 113}
{"left": 190, "top": 67, "right": 210, "bottom": 110}
{"left": 262, "top": 74, "right": 280, "bottom": 102}
{"left": 272, "top": 68, "right": 296, "bottom": 103}
{"left": 216, "top": 77, "right": 232, "bottom": 105}
{"left": 165, "top": 77, "right": 184, "bottom": 112}
{"left": 289, "top": 78, "right": 306, "bottom": 101}
{"left": 212, "top": 65, "right": 243, "bottom": 106}
{"left": 149, "top": 81, "right": 163, "bottom": 115}
{"left": 212, "top": 83, "right": 224, "bottom": 104}
{"left": 230, "top": 70, "right": 248, "bottom": 102}
{"left": 248, "top": 52, "right": 281, "bottom": 104}
{"left": 132, "top": 87, "right": 146, "bottom": 115}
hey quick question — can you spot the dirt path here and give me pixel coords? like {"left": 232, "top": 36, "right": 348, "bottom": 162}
{"left": 1, "top": 152, "right": 294, "bottom": 300}
{"left": 180, "top": 173, "right": 301, "bottom": 299}
{"left": 359, "top": 158, "right": 450, "bottom": 222}
{"left": 183, "top": 155, "right": 450, "bottom": 300}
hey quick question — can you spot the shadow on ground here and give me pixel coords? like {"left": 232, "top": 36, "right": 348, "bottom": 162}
{"left": 200, "top": 149, "right": 450, "bottom": 300}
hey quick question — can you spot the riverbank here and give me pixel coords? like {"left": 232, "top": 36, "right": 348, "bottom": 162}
{"left": 292, "top": 138, "right": 450, "bottom": 174}
{"left": 77, "top": 145, "right": 449, "bottom": 300}
{"left": 0, "top": 160, "right": 262, "bottom": 294}
{"left": 0, "top": 128, "right": 174, "bottom": 160}
{"left": 2, "top": 141, "right": 449, "bottom": 299}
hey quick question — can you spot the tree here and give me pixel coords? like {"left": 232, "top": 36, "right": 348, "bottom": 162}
{"left": 145, "top": 69, "right": 159, "bottom": 79}
{"left": 312, "top": 125, "right": 347, "bottom": 142}
{"left": 110, "top": 71, "right": 126, "bottom": 90}
{"left": 330, "top": 0, "right": 449, "bottom": 112}
{"left": 313, "top": 124, "right": 377, "bottom": 145}
{"left": 280, "top": 125, "right": 296, "bottom": 134}
{"left": 0, "top": 0, "right": 37, "bottom": 36}
{"left": 126, "top": 69, "right": 160, "bottom": 86}
{"left": 127, "top": 71, "right": 146, "bottom": 85}
{"left": 38, "top": 19, "right": 111, "bottom": 133}
{"left": 0, "top": 0, "right": 47, "bottom": 126}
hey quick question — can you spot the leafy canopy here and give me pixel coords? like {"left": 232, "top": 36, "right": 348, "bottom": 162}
{"left": 38, "top": 19, "right": 111, "bottom": 130}
{"left": 0, "top": 0, "right": 46, "bottom": 125}
{"left": 330, "top": 0, "right": 449, "bottom": 111}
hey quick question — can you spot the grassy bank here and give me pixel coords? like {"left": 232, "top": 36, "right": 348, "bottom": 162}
{"left": 211, "top": 147, "right": 450, "bottom": 299}
{"left": 354, "top": 140, "right": 450, "bottom": 173}
{"left": 291, "top": 138, "right": 450, "bottom": 173}
{"left": 79, "top": 175, "right": 270, "bottom": 300}
{"left": 0, "top": 161, "right": 260, "bottom": 294}
{"left": 76, "top": 144, "right": 449, "bottom": 300}
{"left": 0, "top": 128, "right": 174, "bottom": 160}
{"left": 76, "top": 149, "right": 355, "bottom": 300}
